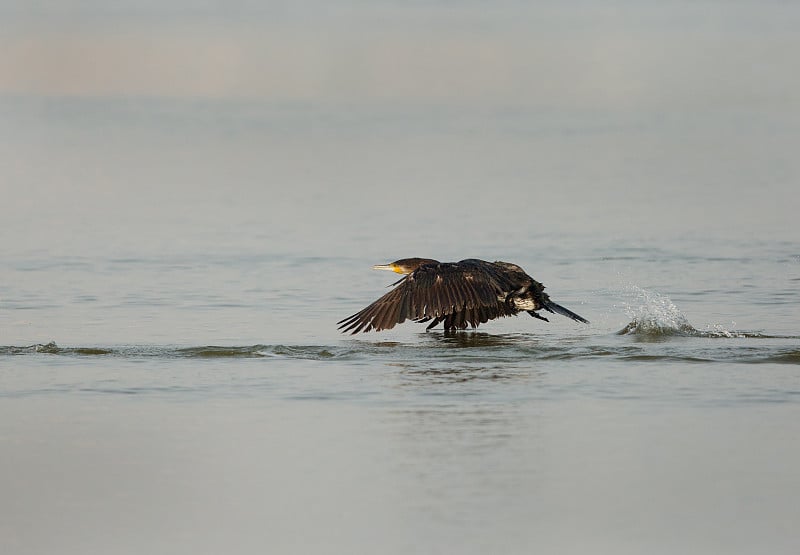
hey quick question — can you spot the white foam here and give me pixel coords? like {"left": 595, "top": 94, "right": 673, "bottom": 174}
{"left": 619, "top": 285, "right": 695, "bottom": 335}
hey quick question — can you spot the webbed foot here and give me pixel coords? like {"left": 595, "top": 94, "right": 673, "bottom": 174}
{"left": 527, "top": 310, "right": 550, "bottom": 322}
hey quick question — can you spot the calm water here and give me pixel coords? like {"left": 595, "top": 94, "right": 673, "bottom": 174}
{"left": 3, "top": 3, "right": 800, "bottom": 554}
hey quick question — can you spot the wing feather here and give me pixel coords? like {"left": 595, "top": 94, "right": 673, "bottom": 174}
{"left": 338, "top": 260, "right": 518, "bottom": 334}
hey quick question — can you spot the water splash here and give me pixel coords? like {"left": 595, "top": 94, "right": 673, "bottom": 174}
{"left": 617, "top": 286, "right": 697, "bottom": 337}
{"left": 702, "top": 323, "right": 740, "bottom": 338}
{"left": 614, "top": 286, "right": 772, "bottom": 339}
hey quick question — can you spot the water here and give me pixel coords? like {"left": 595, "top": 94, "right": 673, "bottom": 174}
{"left": 3, "top": 234, "right": 798, "bottom": 555}
{"left": 3, "top": 3, "right": 800, "bottom": 554}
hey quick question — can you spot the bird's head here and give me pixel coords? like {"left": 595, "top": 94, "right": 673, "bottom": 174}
{"left": 372, "top": 258, "right": 439, "bottom": 275}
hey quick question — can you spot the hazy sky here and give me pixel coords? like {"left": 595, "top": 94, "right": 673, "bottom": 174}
{"left": 3, "top": 1, "right": 800, "bottom": 111}
{"left": 2, "top": 1, "right": 799, "bottom": 244}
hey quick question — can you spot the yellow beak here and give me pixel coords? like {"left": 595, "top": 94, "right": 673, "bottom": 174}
{"left": 372, "top": 264, "right": 402, "bottom": 273}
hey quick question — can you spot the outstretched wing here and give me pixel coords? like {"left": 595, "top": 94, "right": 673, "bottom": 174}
{"left": 337, "top": 261, "right": 516, "bottom": 334}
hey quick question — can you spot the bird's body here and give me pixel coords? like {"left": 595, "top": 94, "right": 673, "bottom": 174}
{"left": 337, "top": 258, "right": 589, "bottom": 334}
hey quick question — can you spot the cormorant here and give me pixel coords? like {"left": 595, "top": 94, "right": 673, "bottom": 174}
{"left": 338, "top": 258, "right": 589, "bottom": 334}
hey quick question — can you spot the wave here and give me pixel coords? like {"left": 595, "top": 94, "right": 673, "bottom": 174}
{"left": 616, "top": 321, "right": 771, "bottom": 339}
{"left": 0, "top": 342, "right": 354, "bottom": 361}
{"left": 761, "top": 350, "right": 800, "bottom": 364}
{"left": 3, "top": 331, "right": 799, "bottom": 366}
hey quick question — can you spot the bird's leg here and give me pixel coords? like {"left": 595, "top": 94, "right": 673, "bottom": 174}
{"left": 527, "top": 310, "right": 549, "bottom": 322}
{"left": 426, "top": 317, "right": 443, "bottom": 331}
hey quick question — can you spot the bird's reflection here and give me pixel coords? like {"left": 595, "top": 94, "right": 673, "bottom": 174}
{"left": 424, "top": 330, "right": 528, "bottom": 348}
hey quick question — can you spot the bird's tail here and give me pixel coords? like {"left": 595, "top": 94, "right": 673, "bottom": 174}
{"left": 543, "top": 301, "right": 590, "bottom": 324}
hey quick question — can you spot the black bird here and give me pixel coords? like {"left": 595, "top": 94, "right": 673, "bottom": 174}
{"left": 337, "top": 258, "right": 589, "bottom": 334}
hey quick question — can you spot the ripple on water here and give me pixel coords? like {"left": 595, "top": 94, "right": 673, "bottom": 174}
{"left": 2, "top": 326, "right": 799, "bottom": 367}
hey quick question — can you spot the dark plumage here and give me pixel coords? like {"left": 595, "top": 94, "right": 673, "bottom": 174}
{"left": 337, "top": 258, "right": 589, "bottom": 334}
